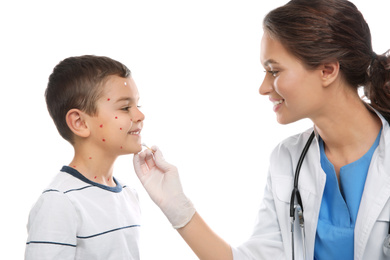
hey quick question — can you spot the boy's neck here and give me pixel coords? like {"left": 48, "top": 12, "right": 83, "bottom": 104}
{"left": 69, "top": 148, "right": 117, "bottom": 187}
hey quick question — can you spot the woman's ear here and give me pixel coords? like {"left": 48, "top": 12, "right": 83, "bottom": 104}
{"left": 66, "top": 109, "right": 90, "bottom": 138}
{"left": 320, "top": 61, "right": 340, "bottom": 87}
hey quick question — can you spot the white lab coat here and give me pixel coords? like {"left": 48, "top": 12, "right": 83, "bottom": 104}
{"left": 232, "top": 111, "right": 390, "bottom": 260}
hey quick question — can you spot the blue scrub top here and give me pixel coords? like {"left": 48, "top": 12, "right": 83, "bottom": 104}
{"left": 314, "top": 129, "right": 381, "bottom": 260}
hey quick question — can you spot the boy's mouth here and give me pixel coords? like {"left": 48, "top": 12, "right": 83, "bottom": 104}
{"left": 128, "top": 129, "right": 141, "bottom": 135}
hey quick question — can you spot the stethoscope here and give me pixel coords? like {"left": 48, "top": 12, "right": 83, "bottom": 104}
{"left": 289, "top": 130, "right": 390, "bottom": 259}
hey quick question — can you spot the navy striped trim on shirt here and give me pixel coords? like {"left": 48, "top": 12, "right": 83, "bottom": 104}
{"left": 26, "top": 226, "right": 141, "bottom": 247}
{"left": 26, "top": 241, "right": 76, "bottom": 247}
{"left": 64, "top": 185, "right": 94, "bottom": 194}
{"left": 61, "top": 166, "right": 123, "bottom": 193}
{"left": 77, "top": 225, "right": 141, "bottom": 239}
{"left": 42, "top": 189, "right": 60, "bottom": 194}
{"left": 42, "top": 186, "right": 94, "bottom": 194}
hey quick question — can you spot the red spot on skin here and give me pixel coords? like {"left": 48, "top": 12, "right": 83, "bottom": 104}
{"left": 115, "top": 116, "right": 118, "bottom": 119}
{"left": 120, "top": 128, "right": 122, "bottom": 130}
{"left": 73, "top": 165, "right": 76, "bottom": 168}
{"left": 107, "top": 178, "right": 110, "bottom": 181}
{"left": 102, "top": 139, "right": 106, "bottom": 142}
{"left": 107, "top": 98, "right": 110, "bottom": 101}
{"left": 100, "top": 124, "right": 103, "bottom": 128}
{"left": 89, "top": 157, "right": 92, "bottom": 159}
{"left": 120, "top": 146, "right": 123, "bottom": 149}
{"left": 94, "top": 176, "right": 97, "bottom": 179}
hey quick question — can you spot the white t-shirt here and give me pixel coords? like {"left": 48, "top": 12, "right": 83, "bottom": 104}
{"left": 25, "top": 166, "right": 141, "bottom": 260}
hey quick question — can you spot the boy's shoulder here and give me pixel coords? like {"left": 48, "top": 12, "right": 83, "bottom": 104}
{"left": 44, "top": 169, "right": 85, "bottom": 193}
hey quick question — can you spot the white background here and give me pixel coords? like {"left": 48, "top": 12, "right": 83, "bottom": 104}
{"left": 1, "top": 0, "right": 389, "bottom": 259}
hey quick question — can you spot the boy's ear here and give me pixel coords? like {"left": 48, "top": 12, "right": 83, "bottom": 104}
{"left": 319, "top": 61, "right": 340, "bottom": 88}
{"left": 66, "top": 109, "right": 90, "bottom": 138}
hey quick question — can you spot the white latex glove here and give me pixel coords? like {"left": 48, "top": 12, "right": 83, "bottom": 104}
{"left": 133, "top": 146, "right": 196, "bottom": 229}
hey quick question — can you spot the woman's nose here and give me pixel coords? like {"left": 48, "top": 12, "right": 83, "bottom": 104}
{"left": 259, "top": 76, "right": 272, "bottom": 96}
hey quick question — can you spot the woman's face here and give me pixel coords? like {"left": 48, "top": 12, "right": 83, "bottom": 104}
{"left": 259, "top": 32, "right": 325, "bottom": 125}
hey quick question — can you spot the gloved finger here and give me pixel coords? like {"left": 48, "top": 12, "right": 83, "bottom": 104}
{"left": 145, "top": 149, "right": 156, "bottom": 169}
{"left": 152, "top": 147, "right": 175, "bottom": 172}
{"left": 150, "top": 145, "right": 159, "bottom": 153}
{"left": 133, "top": 154, "right": 142, "bottom": 174}
{"left": 133, "top": 152, "right": 150, "bottom": 180}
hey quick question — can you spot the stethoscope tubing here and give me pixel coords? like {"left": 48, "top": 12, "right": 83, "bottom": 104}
{"left": 290, "top": 131, "right": 315, "bottom": 260}
{"left": 290, "top": 131, "right": 315, "bottom": 218}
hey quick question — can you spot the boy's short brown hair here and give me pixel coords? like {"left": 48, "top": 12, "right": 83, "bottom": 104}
{"left": 45, "top": 55, "right": 131, "bottom": 143}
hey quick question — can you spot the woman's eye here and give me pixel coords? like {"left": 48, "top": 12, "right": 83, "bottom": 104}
{"left": 268, "top": 70, "right": 279, "bottom": 77}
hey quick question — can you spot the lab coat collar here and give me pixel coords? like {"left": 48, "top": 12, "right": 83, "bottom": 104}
{"left": 354, "top": 108, "right": 390, "bottom": 259}
{"left": 304, "top": 107, "right": 390, "bottom": 259}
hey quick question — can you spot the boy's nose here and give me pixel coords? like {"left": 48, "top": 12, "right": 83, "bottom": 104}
{"left": 133, "top": 108, "right": 145, "bottom": 122}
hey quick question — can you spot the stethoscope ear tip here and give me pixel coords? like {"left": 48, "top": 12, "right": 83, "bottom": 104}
{"left": 383, "top": 234, "right": 390, "bottom": 256}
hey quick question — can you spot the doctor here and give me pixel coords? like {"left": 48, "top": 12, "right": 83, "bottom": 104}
{"left": 133, "top": 0, "right": 390, "bottom": 259}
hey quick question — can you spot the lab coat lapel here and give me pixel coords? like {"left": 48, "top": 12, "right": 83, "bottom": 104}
{"left": 354, "top": 121, "right": 390, "bottom": 259}
{"left": 300, "top": 136, "right": 326, "bottom": 260}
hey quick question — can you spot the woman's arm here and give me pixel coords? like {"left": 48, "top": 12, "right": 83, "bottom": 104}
{"left": 133, "top": 147, "right": 233, "bottom": 260}
{"left": 178, "top": 212, "right": 233, "bottom": 260}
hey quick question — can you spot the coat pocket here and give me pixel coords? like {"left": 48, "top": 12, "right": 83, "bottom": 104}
{"left": 273, "top": 175, "right": 311, "bottom": 205}
{"left": 274, "top": 176, "right": 294, "bottom": 203}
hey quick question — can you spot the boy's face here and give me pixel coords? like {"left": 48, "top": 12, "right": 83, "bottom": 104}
{"left": 87, "top": 75, "right": 144, "bottom": 155}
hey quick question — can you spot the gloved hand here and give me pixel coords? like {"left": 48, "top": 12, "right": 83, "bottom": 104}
{"left": 133, "top": 146, "right": 196, "bottom": 229}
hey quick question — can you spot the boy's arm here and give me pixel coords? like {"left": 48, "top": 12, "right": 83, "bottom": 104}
{"left": 133, "top": 148, "right": 233, "bottom": 260}
{"left": 25, "top": 191, "right": 77, "bottom": 260}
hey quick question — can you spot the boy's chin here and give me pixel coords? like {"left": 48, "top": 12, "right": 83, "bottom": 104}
{"left": 118, "top": 145, "right": 142, "bottom": 155}
{"left": 130, "top": 145, "right": 143, "bottom": 154}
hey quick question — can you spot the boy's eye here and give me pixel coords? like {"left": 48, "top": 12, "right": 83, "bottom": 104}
{"left": 121, "top": 105, "right": 141, "bottom": 111}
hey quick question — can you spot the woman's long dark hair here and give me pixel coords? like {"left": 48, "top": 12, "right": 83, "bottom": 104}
{"left": 263, "top": 0, "right": 390, "bottom": 122}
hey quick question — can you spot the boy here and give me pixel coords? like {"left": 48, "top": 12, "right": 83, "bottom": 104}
{"left": 25, "top": 55, "right": 145, "bottom": 259}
